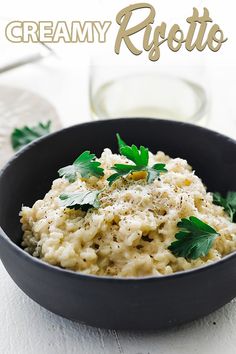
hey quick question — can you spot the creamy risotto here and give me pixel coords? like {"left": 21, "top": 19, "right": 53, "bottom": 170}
{"left": 20, "top": 148, "right": 236, "bottom": 277}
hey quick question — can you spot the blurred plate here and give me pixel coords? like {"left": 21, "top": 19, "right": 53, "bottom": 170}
{"left": 0, "top": 85, "right": 62, "bottom": 166}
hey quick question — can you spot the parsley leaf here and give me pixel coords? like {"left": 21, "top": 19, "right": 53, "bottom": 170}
{"left": 116, "top": 133, "right": 127, "bottom": 152}
{"left": 58, "top": 151, "right": 104, "bottom": 183}
{"left": 147, "top": 163, "right": 168, "bottom": 183}
{"left": 59, "top": 190, "right": 101, "bottom": 211}
{"left": 213, "top": 191, "right": 236, "bottom": 222}
{"left": 168, "top": 216, "right": 220, "bottom": 260}
{"left": 107, "top": 164, "right": 142, "bottom": 184}
{"left": 11, "top": 121, "right": 51, "bottom": 151}
{"left": 108, "top": 134, "right": 167, "bottom": 185}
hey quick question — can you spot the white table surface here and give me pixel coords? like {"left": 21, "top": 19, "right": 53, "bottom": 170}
{"left": 0, "top": 58, "right": 236, "bottom": 354}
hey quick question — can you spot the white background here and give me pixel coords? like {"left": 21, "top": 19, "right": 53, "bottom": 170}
{"left": 0, "top": 1, "right": 236, "bottom": 354}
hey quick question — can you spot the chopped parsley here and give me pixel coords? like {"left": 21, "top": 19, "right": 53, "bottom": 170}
{"left": 11, "top": 121, "right": 51, "bottom": 151}
{"left": 168, "top": 216, "right": 220, "bottom": 260}
{"left": 213, "top": 191, "right": 236, "bottom": 222}
{"left": 59, "top": 190, "right": 101, "bottom": 211}
{"left": 58, "top": 151, "right": 104, "bottom": 183}
{"left": 107, "top": 134, "right": 167, "bottom": 185}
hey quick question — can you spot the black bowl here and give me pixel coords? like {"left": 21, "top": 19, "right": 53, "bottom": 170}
{"left": 0, "top": 118, "right": 235, "bottom": 330}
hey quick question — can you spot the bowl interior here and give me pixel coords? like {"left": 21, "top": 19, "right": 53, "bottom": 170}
{"left": 0, "top": 118, "right": 235, "bottom": 247}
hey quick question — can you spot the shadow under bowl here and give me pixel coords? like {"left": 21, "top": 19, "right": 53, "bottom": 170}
{"left": 0, "top": 118, "right": 235, "bottom": 330}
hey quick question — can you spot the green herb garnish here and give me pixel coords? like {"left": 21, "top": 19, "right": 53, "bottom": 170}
{"left": 168, "top": 216, "right": 220, "bottom": 260}
{"left": 58, "top": 151, "right": 104, "bottom": 183}
{"left": 107, "top": 134, "right": 167, "bottom": 185}
{"left": 117, "top": 133, "right": 127, "bottom": 152}
{"left": 11, "top": 121, "right": 51, "bottom": 151}
{"left": 213, "top": 191, "right": 236, "bottom": 222}
{"left": 59, "top": 190, "right": 101, "bottom": 211}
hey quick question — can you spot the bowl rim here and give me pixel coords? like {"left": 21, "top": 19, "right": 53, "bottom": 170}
{"left": 0, "top": 117, "right": 236, "bottom": 282}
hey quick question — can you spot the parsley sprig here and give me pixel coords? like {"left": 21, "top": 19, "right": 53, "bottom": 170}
{"left": 168, "top": 216, "right": 220, "bottom": 260}
{"left": 107, "top": 134, "right": 167, "bottom": 185}
{"left": 58, "top": 151, "right": 104, "bottom": 183}
{"left": 59, "top": 190, "right": 101, "bottom": 211}
{"left": 213, "top": 191, "right": 236, "bottom": 222}
{"left": 11, "top": 121, "right": 51, "bottom": 151}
